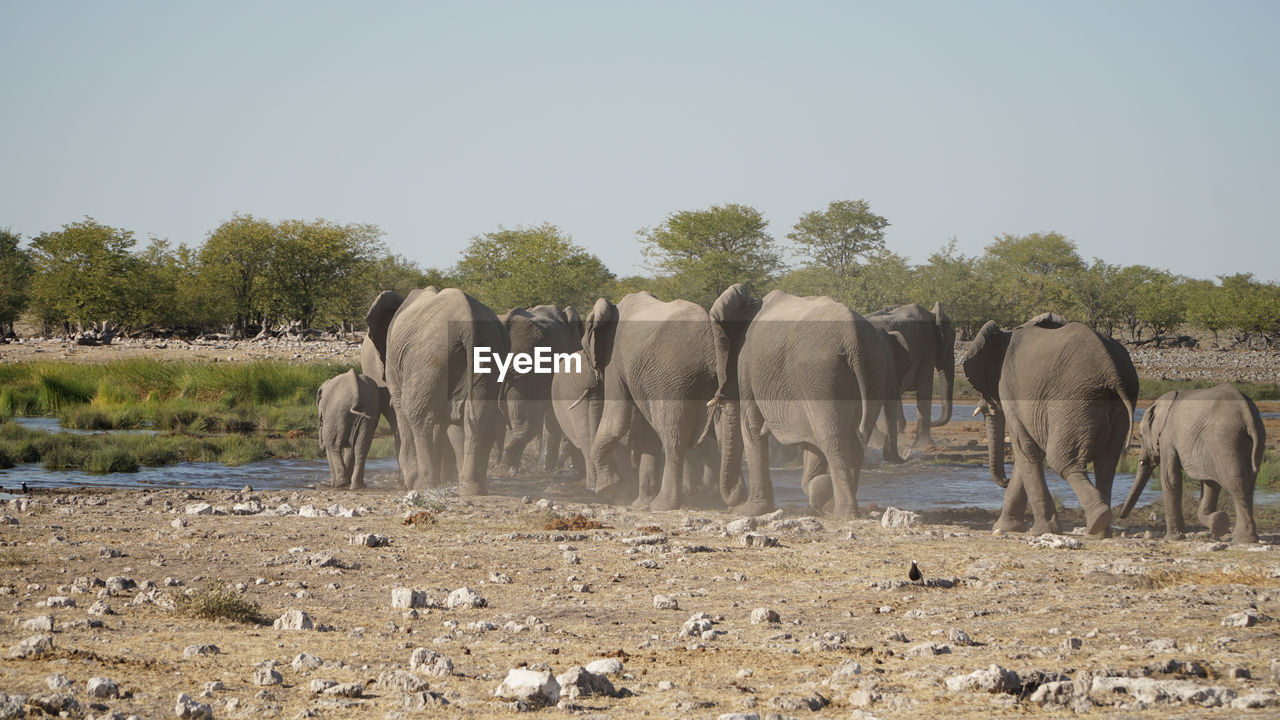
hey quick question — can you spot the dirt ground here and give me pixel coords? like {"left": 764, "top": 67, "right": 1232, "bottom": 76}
{"left": 1, "top": 477, "right": 1278, "bottom": 720}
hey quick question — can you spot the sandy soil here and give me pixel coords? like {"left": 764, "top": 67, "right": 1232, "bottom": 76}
{"left": 1, "top": 479, "right": 1278, "bottom": 720}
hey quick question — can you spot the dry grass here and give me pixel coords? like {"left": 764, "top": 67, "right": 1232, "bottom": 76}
{"left": 1138, "top": 566, "right": 1280, "bottom": 589}
{"left": 176, "top": 585, "right": 265, "bottom": 624}
{"left": 0, "top": 547, "right": 34, "bottom": 567}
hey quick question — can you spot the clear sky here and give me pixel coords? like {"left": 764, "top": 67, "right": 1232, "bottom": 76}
{"left": 2, "top": 1, "right": 1277, "bottom": 281}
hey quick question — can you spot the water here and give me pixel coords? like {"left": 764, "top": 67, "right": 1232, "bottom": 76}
{"left": 4, "top": 408, "right": 1276, "bottom": 511}
{"left": 14, "top": 417, "right": 159, "bottom": 435}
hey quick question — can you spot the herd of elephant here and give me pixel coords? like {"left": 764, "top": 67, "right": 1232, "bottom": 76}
{"left": 315, "top": 286, "right": 1267, "bottom": 544}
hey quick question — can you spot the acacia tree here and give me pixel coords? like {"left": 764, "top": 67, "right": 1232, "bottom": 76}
{"left": 258, "top": 219, "right": 386, "bottom": 329}
{"left": 0, "top": 228, "right": 31, "bottom": 335}
{"left": 27, "top": 218, "right": 139, "bottom": 332}
{"left": 640, "top": 203, "right": 783, "bottom": 306}
{"left": 199, "top": 214, "right": 275, "bottom": 335}
{"left": 911, "top": 239, "right": 992, "bottom": 338}
{"left": 453, "top": 223, "right": 613, "bottom": 311}
{"left": 979, "top": 232, "right": 1085, "bottom": 325}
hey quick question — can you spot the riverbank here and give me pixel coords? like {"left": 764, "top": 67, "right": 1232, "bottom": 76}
{"left": 0, "top": 486, "right": 1277, "bottom": 719}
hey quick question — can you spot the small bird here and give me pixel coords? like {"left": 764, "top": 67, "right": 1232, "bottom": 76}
{"left": 21, "top": 481, "right": 30, "bottom": 494}
{"left": 908, "top": 560, "right": 922, "bottom": 584}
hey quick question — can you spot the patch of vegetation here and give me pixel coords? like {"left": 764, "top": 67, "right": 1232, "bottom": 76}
{"left": 1114, "top": 450, "right": 1279, "bottom": 487}
{"left": 1138, "top": 567, "right": 1279, "bottom": 590}
{"left": 0, "top": 548, "right": 35, "bottom": 567}
{"left": 177, "top": 585, "right": 265, "bottom": 624}
{"left": 1136, "top": 378, "right": 1280, "bottom": 402}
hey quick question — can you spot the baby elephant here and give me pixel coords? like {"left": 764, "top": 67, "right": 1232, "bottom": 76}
{"left": 1119, "top": 384, "right": 1265, "bottom": 544}
{"left": 317, "top": 369, "right": 387, "bottom": 490}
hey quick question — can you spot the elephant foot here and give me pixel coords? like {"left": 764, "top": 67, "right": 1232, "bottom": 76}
{"left": 1233, "top": 529, "right": 1258, "bottom": 545}
{"left": 1164, "top": 530, "right": 1185, "bottom": 541}
{"left": 911, "top": 434, "right": 935, "bottom": 450}
{"left": 722, "top": 483, "right": 747, "bottom": 508}
{"left": 631, "top": 495, "right": 655, "bottom": 511}
{"left": 1203, "top": 511, "right": 1230, "bottom": 538}
{"left": 731, "top": 499, "right": 774, "bottom": 517}
{"left": 828, "top": 500, "right": 859, "bottom": 519}
{"left": 1084, "top": 506, "right": 1112, "bottom": 539}
{"left": 349, "top": 482, "right": 365, "bottom": 491}
{"left": 649, "top": 491, "right": 681, "bottom": 512}
{"left": 594, "top": 479, "right": 621, "bottom": 499}
{"left": 1029, "top": 517, "right": 1060, "bottom": 536}
{"left": 993, "top": 514, "right": 1028, "bottom": 533}
{"left": 459, "top": 481, "right": 488, "bottom": 497}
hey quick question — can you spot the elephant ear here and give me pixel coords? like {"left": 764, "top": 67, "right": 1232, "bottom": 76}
{"left": 582, "top": 298, "right": 618, "bottom": 376}
{"left": 1145, "top": 391, "right": 1177, "bottom": 455}
{"left": 709, "top": 284, "right": 761, "bottom": 403}
{"left": 346, "top": 369, "right": 373, "bottom": 419}
{"left": 932, "top": 301, "right": 956, "bottom": 369}
{"left": 1024, "top": 311, "right": 1068, "bottom": 329}
{"left": 962, "top": 320, "right": 1009, "bottom": 408}
{"left": 886, "top": 330, "right": 912, "bottom": 391}
{"left": 562, "top": 305, "right": 585, "bottom": 342}
{"left": 365, "top": 291, "right": 405, "bottom": 369}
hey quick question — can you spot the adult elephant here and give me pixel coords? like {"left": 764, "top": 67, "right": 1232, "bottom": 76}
{"left": 866, "top": 302, "right": 956, "bottom": 448}
{"left": 963, "top": 312, "right": 1138, "bottom": 538}
{"left": 498, "top": 305, "right": 581, "bottom": 474}
{"left": 1118, "top": 384, "right": 1264, "bottom": 544}
{"left": 316, "top": 369, "right": 384, "bottom": 490}
{"left": 365, "top": 287, "right": 508, "bottom": 493}
{"left": 709, "top": 285, "right": 894, "bottom": 518}
{"left": 583, "top": 292, "right": 718, "bottom": 511}
{"left": 358, "top": 330, "right": 404, "bottom": 487}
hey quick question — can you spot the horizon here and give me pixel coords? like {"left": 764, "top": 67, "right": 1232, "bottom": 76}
{"left": 2, "top": 1, "right": 1277, "bottom": 282}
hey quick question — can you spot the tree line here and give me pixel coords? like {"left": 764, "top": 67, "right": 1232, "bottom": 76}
{"left": 2, "top": 202, "right": 1277, "bottom": 347}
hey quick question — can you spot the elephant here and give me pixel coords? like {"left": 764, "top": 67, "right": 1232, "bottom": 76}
{"left": 365, "top": 287, "right": 508, "bottom": 494}
{"left": 1118, "top": 384, "right": 1264, "bottom": 544}
{"left": 963, "top": 312, "right": 1138, "bottom": 538}
{"left": 316, "top": 369, "right": 385, "bottom": 490}
{"left": 709, "top": 285, "right": 895, "bottom": 518}
{"left": 358, "top": 333, "right": 405, "bottom": 487}
{"left": 551, "top": 348, "right": 640, "bottom": 496}
{"left": 497, "top": 305, "right": 581, "bottom": 474}
{"left": 866, "top": 302, "right": 956, "bottom": 448}
{"left": 583, "top": 291, "right": 719, "bottom": 511}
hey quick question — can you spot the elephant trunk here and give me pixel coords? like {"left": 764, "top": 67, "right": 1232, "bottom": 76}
{"left": 932, "top": 362, "right": 955, "bottom": 428}
{"left": 718, "top": 399, "right": 746, "bottom": 506}
{"left": 1118, "top": 459, "right": 1153, "bottom": 519}
{"left": 985, "top": 409, "right": 1008, "bottom": 488}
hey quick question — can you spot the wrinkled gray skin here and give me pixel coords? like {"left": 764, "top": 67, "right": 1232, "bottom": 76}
{"left": 552, "top": 349, "right": 638, "bottom": 494}
{"left": 710, "top": 285, "right": 892, "bottom": 518}
{"left": 497, "top": 305, "right": 581, "bottom": 474}
{"left": 963, "top": 313, "right": 1138, "bottom": 538}
{"left": 584, "top": 292, "right": 719, "bottom": 511}
{"left": 1119, "top": 384, "right": 1263, "bottom": 543}
{"left": 358, "top": 336, "right": 405, "bottom": 488}
{"left": 366, "top": 288, "right": 508, "bottom": 494}
{"left": 317, "top": 369, "right": 383, "bottom": 489}
{"left": 866, "top": 302, "right": 956, "bottom": 448}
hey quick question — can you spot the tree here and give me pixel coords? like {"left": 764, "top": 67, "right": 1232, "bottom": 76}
{"left": 911, "top": 239, "right": 991, "bottom": 338}
{"left": 199, "top": 214, "right": 275, "bottom": 335}
{"left": 1067, "top": 259, "right": 1124, "bottom": 336}
{"left": 640, "top": 203, "right": 783, "bottom": 307}
{"left": 453, "top": 223, "right": 614, "bottom": 311}
{"left": 1182, "top": 278, "right": 1227, "bottom": 346}
{"left": 27, "top": 218, "right": 139, "bottom": 332}
{"left": 979, "top": 232, "right": 1085, "bottom": 325}
{"left": 258, "top": 219, "right": 386, "bottom": 329}
{"left": 0, "top": 228, "right": 31, "bottom": 335}
{"left": 1134, "top": 269, "right": 1186, "bottom": 343}
{"left": 788, "top": 199, "right": 889, "bottom": 273}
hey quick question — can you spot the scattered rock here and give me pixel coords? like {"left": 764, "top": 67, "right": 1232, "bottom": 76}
{"left": 738, "top": 532, "right": 780, "bottom": 548}
{"left": 1089, "top": 676, "right": 1237, "bottom": 707}
{"left": 446, "top": 587, "right": 486, "bottom": 609}
{"left": 907, "top": 642, "right": 951, "bottom": 657}
{"left": 44, "top": 595, "right": 75, "bottom": 608}
{"left": 45, "top": 673, "right": 72, "bottom": 690}
{"left": 1028, "top": 534, "right": 1085, "bottom": 550}
{"left": 174, "top": 692, "right": 214, "bottom": 719}
{"left": 20, "top": 616, "right": 53, "bottom": 633}
{"left": 184, "top": 644, "right": 220, "bottom": 658}
{"left": 350, "top": 533, "right": 389, "bottom": 547}
{"left": 1222, "top": 609, "right": 1259, "bottom": 627}
{"left": 391, "top": 587, "right": 430, "bottom": 609}
{"left": 585, "top": 658, "right": 624, "bottom": 677}
{"left": 86, "top": 677, "right": 120, "bottom": 698}
{"left": 556, "top": 665, "right": 617, "bottom": 699}
{"left": 9, "top": 634, "right": 53, "bottom": 659}
{"left": 409, "top": 648, "right": 454, "bottom": 677}
{"left": 945, "top": 665, "right": 1021, "bottom": 693}
{"left": 750, "top": 608, "right": 780, "bottom": 625}
{"left": 378, "top": 669, "right": 430, "bottom": 694}
{"left": 948, "top": 628, "right": 975, "bottom": 646}
{"left": 254, "top": 666, "right": 283, "bottom": 686}
{"left": 292, "top": 652, "right": 323, "bottom": 671}
{"left": 273, "top": 609, "right": 314, "bottom": 631}
{"left": 495, "top": 668, "right": 560, "bottom": 707}
{"left": 725, "top": 518, "right": 758, "bottom": 535}
{"left": 880, "top": 507, "right": 920, "bottom": 529}
{"left": 323, "top": 682, "right": 364, "bottom": 698}
{"left": 653, "top": 594, "right": 679, "bottom": 610}
{"left": 185, "top": 503, "right": 213, "bottom": 515}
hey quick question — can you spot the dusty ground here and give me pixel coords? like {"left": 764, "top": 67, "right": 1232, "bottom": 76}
{"left": 1, "top": 480, "right": 1279, "bottom": 720}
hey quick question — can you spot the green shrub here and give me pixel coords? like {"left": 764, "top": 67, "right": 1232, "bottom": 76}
{"left": 178, "top": 585, "right": 265, "bottom": 624}
{"left": 86, "top": 446, "right": 140, "bottom": 474}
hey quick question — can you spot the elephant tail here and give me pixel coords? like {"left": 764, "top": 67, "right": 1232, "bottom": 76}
{"left": 847, "top": 321, "right": 879, "bottom": 448}
{"left": 1250, "top": 411, "right": 1265, "bottom": 474}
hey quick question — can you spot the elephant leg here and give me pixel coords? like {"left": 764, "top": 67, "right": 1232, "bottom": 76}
{"left": 542, "top": 414, "right": 564, "bottom": 472}
{"left": 650, "top": 442, "right": 685, "bottom": 512}
{"left": 1160, "top": 455, "right": 1185, "bottom": 540}
{"left": 1197, "top": 481, "right": 1230, "bottom": 538}
{"left": 632, "top": 446, "right": 662, "bottom": 510}
{"left": 399, "top": 422, "right": 422, "bottom": 490}
{"left": 350, "top": 425, "right": 371, "bottom": 491}
{"left": 1229, "top": 477, "right": 1258, "bottom": 544}
{"left": 458, "top": 416, "right": 493, "bottom": 497}
{"left": 1061, "top": 466, "right": 1110, "bottom": 538}
{"left": 994, "top": 459, "right": 1032, "bottom": 533}
{"left": 802, "top": 449, "right": 832, "bottom": 515}
{"left": 325, "top": 447, "right": 349, "bottom": 489}
{"left": 382, "top": 403, "right": 405, "bottom": 489}
{"left": 566, "top": 445, "right": 586, "bottom": 484}
{"left": 1092, "top": 433, "right": 1125, "bottom": 509}
{"left": 913, "top": 378, "right": 934, "bottom": 449}
{"left": 591, "top": 400, "right": 633, "bottom": 499}
{"left": 445, "top": 424, "right": 464, "bottom": 486}
{"left": 819, "top": 438, "right": 860, "bottom": 519}
{"left": 341, "top": 447, "right": 355, "bottom": 489}
{"left": 734, "top": 422, "right": 774, "bottom": 517}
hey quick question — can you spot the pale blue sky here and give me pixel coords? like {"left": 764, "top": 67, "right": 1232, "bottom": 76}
{"left": 2, "top": 1, "right": 1277, "bottom": 280}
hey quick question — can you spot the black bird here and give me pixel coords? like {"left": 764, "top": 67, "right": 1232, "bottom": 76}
{"left": 21, "top": 481, "right": 30, "bottom": 494}
{"left": 908, "top": 560, "right": 922, "bottom": 584}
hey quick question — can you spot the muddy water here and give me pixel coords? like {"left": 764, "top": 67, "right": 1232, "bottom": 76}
{"left": 5, "top": 412, "right": 1277, "bottom": 511}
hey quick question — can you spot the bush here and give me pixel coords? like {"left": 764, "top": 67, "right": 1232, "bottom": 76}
{"left": 178, "top": 585, "right": 265, "bottom": 624}
{"left": 86, "top": 446, "right": 140, "bottom": 474}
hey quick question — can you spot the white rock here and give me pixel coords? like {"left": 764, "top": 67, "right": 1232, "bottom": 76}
{"left": 1028, "top": 533, "right": 1084, "bottom": 549}
{"left": 446, "top": 586, "right": 486, "bottom": 609}
{"left": 86, "top": 677, "right": 119, "bottom": 698}
{"left": 273, "top": 609, "right": 314, "bottom": 630}
{"left": 174, "top": 693, "right": 214, "bottom": 719}
{"left": 298, "top": 504, "right": 323, "bottom": 517}
{"left": 556, "top": 665, "right": 616, "bottom": 699}
{"left": 495, "top": 668, "right": 560, "bottom": 707}
{"left": 738, "top": 532, "right": 780, "bottom": 547}
{"left": 1030, "top": 681, "right": 1075, "bottom": 705}
{"left": 945, "top": 665, "right": 1020, "bottom": 693}
{"left": 231, "top": 501, "right": 262, "bottom": 515}
{"left": 409, "top": 647, "right": 454, "bottom": 677}
{"left": 183, "top": 644, "right": 219, "bottom": 658}
{"left": 45, "top": 673, "right": 72, "bottom": 690}
{"left": 185, "top": 503, "right": 213, "bottom": 515}
{"left": 391, "top": 587, "right": 429, "bottom": 609}
{"left": 253, "top": 666, "right": 283, "bottom": 685}
{"left": 20, "top": 615, "right": 54, "bottom": 632}
{"left": 9, "top": 634, "right": 53, "bottom": 659}
{"left": 725, "top": 517, "right": 757, "bottom": 535}
{"left": 292, "top": 652, "right": 323, "bottom": 671}
{"left": 830, "top": 659, "right": 862, "bottom": 683}
{"left": 880, "top": 507, "right": 920, "bottom": 529}
{"left": 750, "top": 607, "right": 780, "bottom": 625}
{"left": 45, "top": 595, "right": 75, "bottom": 608}
{"left": 653, "top": 594, "right": 679, "bottom": 610}
{"left": 585, "top": 658, "right": 624, "bottom": 676}
{"left": 350, "top": 533, "right": 389, "bottom": 547}
{"left": 1222, "top": 609, "right": 1259, "bottom": 627}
